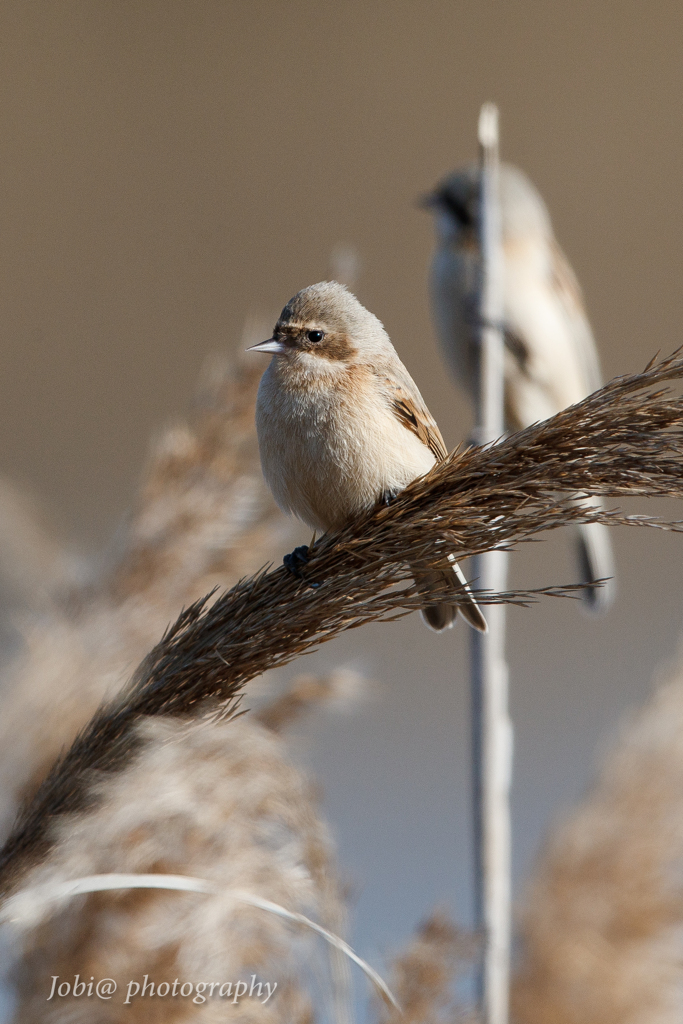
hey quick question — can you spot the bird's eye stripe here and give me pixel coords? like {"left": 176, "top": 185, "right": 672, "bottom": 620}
{"left": 440, "top": 192, "right": 474, "bottom": 227}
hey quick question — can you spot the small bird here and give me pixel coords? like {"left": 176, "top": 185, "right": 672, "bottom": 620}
{"left": 249, "top": 281, "right": 487, "bottom": 633}
{"left": 423, "top": 163, "right": 615, "bottom": 612}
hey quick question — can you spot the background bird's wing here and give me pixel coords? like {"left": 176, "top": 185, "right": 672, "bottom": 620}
{"left": 549, "top": 238, "right": 603, "bottom": 392}
{"left": 377, "top": 369, "right": 448, "bottom": 462}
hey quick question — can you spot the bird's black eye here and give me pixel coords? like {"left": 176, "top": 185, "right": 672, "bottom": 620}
{"left": 441, "top": 192, "right": 474, "bottom": 228}
{"left": 307, "top": 330, "right": 324, "bottom": 343}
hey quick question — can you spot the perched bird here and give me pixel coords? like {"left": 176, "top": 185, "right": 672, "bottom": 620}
{"left": 423, "top": 163, "right": 615, "bottom": 612}
{"left": 249, "top": 281, "right": 487, "bottom": 633}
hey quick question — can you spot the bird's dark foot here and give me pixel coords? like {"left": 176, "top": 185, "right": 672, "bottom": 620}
{"left": 381, "top": 489, "right": 399, "bottom": 507}
{"left": 283, "top": 544, "right": 311, "bottom": 580}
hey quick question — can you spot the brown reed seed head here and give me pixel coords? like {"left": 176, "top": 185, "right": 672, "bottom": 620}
{"left": 3, "top": 350, "right": 683, "bottom": 897}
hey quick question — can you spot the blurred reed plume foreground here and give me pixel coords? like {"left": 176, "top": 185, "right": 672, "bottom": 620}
{"left": 511, "top": 644, "right": 683, "bottom": 1024}
{"left": 3, "top": 344, "right": 683, "bottom": 1020}
{"left": 0, "top": 348, "right": 354, "bottom": 1022}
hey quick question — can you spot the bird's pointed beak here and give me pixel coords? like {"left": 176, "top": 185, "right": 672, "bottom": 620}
{"left": 247, "top": 338, "right": 286, "bottom": 354}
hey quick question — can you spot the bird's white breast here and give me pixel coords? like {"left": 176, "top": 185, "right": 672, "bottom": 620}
{"left": 503, "top": 237, "right": 596, "bottom": 427}
{"left": 255, "top": 355, "right": 436, "bottom": 532}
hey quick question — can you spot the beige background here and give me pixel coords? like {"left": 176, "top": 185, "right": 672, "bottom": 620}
{"left": 1, "top": 0, "right": 683, "bottom": 980}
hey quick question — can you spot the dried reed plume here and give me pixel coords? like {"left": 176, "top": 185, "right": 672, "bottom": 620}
{"left": 4, "top": 350, "right": 683, "bottom": 899}
{"left": 1, "top": 343, "right": 356, "bottom": 1021}
{"left": 255, "top": 669, "right": 365, "bottom": 734}
{"left": 379, "top": 912, "right": 478, "bottom": 1024}
{"left": 10, "top": 716, "right": 338, "bottom": 1023}
{"left": 0, "top": 346, "right": 290, "bottom": 844}
{"left": 511, "top": 648, "right": 683, "bottom": 1024}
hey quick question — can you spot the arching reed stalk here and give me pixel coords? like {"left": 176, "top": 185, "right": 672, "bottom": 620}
{"left": 2, "top": 350, "right": 683, "bottom": 898}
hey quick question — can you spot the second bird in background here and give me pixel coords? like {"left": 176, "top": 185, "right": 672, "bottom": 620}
{"left": 423, "top": 163, "right": 615, "bottom": 613}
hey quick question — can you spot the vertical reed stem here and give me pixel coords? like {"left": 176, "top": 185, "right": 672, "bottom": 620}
{"left": 470, "top": 102, "right": 513, "bottom": 1024}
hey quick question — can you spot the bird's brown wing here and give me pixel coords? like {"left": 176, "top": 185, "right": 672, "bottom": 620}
{"left": 376, "top": 368, "right": 487, "bottom": 633}
{"left": 378, "top": 371, "right": 448, "bottom": 463}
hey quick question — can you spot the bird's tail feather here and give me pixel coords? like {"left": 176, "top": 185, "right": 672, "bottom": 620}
{"left": 413, "top": 557, "right": 488, "bottom": 633}
{"left": 575, "top": 515, "right": 615, "bottom": 614}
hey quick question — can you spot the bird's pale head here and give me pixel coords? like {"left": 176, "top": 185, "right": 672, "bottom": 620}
{"left": 249, "top": 281, "right": 394, "bottom": 367}
{"left": 424, "top": 163, "right": 552, "bottom": 243}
